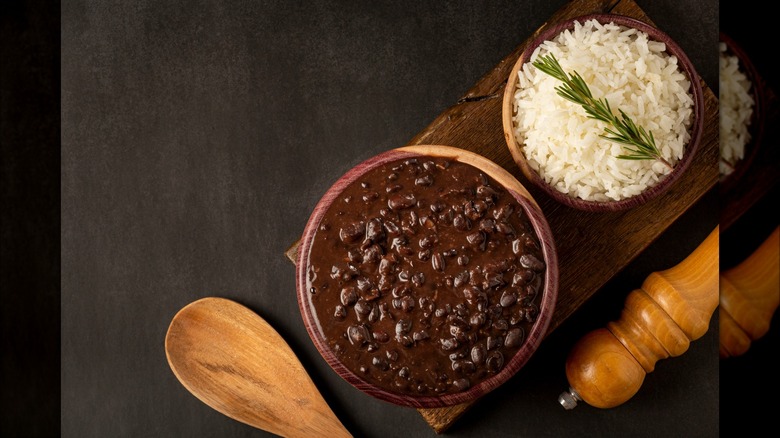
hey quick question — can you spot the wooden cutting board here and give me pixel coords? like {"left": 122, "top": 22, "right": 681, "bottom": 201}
{"left": 285, "top": 0, "right": 719, "bottom": 433}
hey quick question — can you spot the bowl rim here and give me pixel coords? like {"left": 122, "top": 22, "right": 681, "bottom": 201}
{"left": 295, "top": 144, "right": 559, "bottom": 408}
{"left": 718, "top": 31, "right": 767, "bottom": 190}
{"left": 501, "top": 13, "right": 705, "bottom": 212}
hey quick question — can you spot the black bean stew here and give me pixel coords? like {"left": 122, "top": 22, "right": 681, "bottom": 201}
{"left": 303, "top": 156, "right": 546, "bottom": 397}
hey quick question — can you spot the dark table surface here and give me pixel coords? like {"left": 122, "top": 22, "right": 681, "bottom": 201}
{"left": 5, "top": 0, "right": 774, "bottom": 436}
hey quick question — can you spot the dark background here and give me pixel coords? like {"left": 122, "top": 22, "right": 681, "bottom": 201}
{"left": 3, "top": 0, "right": 774, "bottom": 436}
{"left": 719, "top": 0, "right": 780, "bottom": 434}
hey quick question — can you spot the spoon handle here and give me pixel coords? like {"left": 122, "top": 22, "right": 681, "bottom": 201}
{"left": 166, "top": 297, "right": 352, "bottom": 438}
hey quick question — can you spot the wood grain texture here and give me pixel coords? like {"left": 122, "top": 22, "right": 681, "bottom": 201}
{"left": 286, "top": 0, "right": 719, "bottom": 433}
{"left": 165, "top": 298, "right": 352, "bottom": 438}
{"left": 567, "top": 226, "right": 719, "bottom": 408}
{"left": 719, "top": 226, "right": 780, "bottom": 358}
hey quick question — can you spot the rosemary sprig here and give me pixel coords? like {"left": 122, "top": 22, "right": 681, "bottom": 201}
{"left": 531, "top": 53, "right": 672, "bottom": 170}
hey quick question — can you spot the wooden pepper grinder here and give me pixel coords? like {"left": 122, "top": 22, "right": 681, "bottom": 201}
{"left": 719, "top": 226, "right": 780, "bottom": 358}
{"left": 558, "top": 226, "right": 719, "bottom": 409}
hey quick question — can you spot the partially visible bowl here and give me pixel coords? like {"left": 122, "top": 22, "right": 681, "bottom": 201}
{"left": 502, "top": 14, "right": 705, "bottom": 212}
{"left": 719, "top": 31, "right": 766, "bottom": 190}
{"left": 296, "top": 145, "right": 558, "bottom": 408}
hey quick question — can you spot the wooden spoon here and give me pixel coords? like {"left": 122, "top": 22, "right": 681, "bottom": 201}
{"left": 165, "top": 297, "right": 352, "bottom": 438}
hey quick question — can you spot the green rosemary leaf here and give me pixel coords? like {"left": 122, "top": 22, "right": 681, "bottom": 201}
{"left": 531, "top": 53, "right": 671, "bottom": 168}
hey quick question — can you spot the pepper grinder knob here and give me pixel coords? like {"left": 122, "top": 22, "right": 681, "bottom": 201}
{"left": 560, "top": 227, "right": 719, "bottom": 409}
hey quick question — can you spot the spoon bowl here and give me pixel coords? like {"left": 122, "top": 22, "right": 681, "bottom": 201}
{"left": 165, "top": 297, "right": 352, "bottom": 438}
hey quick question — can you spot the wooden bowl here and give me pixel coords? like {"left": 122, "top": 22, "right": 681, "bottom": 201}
{"left": 502, "top": 14, "right": 705, "bottom": 212}
{"left": 296, "top": 145, "right": 559, "bottom": 408}
{"left": 719, "top": 31, "right": 767, "bottom": 191}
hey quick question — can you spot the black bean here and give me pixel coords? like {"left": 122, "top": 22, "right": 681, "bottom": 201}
{"left": 412, "top": 330, "right": 430, "bottom": 342}
{"left": 452, "top": 378, "right": 471, "bottom": 391}
{"left": 388, "top": 193, "right": 416, "bottom": 210}
{"left": 397, "top": 335, "right": 414, "bottom": 347}
{"left": 362, "top": 192, "right": 379, "bottom": 203}
{"left": 354, "top": 300, "right": 372, "bottom": 316}
{"left": 453, "top": 214, "right": 471, "bottom": 231}
{"left": 432, "top": 252, "right": 445, "bottom": 272}
{"left": 449, "top": 324, "right": 466, "bottom": 340}
{"left": 504, "top": 328, "right": 525, "bottom": 348}
{"left": 452, "top": 360, "right": 476, "bottom": 374}
{"left": 492, "top": 319, "right": 509, "bottom": 331}
{"left": 510, "top": 309, "right": 526, "bottom": 326}
{"left": 457, "top": 255, "right": 470, "bottom": 266}
{"left": 347, "top": 325, "right": 370, "bottom": 346}
{"left": 395, "top": 319, "right": 412, "bottom": 335}
{"left": 415, "top": 175, "right": 433, "bottom": 186}
{"left": 512, "top": 238, "right": 524, "bottom": 255}
{"left": 500, "top": 290, "right": 517, "bottom": 307}
{"left": 512, "top": 269, "right": 533, "bottom": 287}
{"left": 400, "top": 296, "right": 415, "bottom": 312}
{"left": 519, "top": 253, "right": 545, "bottom": 271}
{"left": 383, "top": 220, "right": 400, "bottom": 235}
{"left": 493, "top": 204, "right": 514, "bottom": 221}
{"left": 471, "top": 345, "right": 486, "bottom": 365}
{"left": 356, "top": 277, "right": 373, "bottom": 293}
{"left": 330, "top": 265, "right": 344, "bottom": 280}
{"left": 334, "top": 305, "right": 347, "bottom": 319}
{"left": 362, "top": 245, "right": 382, "bottom": 264}
{"left": 479, "top": 218, "right": 496, "bottom": 233}
{"left": 476, "top": 185, "right": 499, "bottom": 200}
{"left": 391, "top": 285, "right": 410, "bottom": 298}
{"left": 430, "top": 201, "right": 446, "bottom": 213}
{"left": 368, "top": 304, "right": 381, "bottom": 322}
{"left": 417, "top": 249, "right": 431, "bottom": 261}
{"left": 377, "top": 275, "right": 393, "bottom": 292}
{"left": 339, "top": 222, "right": 364, "bottom": 243}
{"left": 484, "top": 273, "right": 505, "bottom": 290}
{"left": 378, "top": 257, "right": 395, "bottom": 276}
{"left": 372, "top": 356, "right": 390, "bottom": 371}
{"left": 411, "top": 272, "right": 425, "bottom": 287}
{"left": 340, "top": 287, "right": 357, "bottom": 306}
{"left": 453, "top": 271, "right": 470, "bottom": 288}
{"left": 487, "top": 336, "right": 502, "bottom": 351}
{"left": 440, "top": 337, "right": 459, "bottom": 351}
{"left": 365, "top": 218, "right": 384, "bottom": 242}
{"left": 466, "top": 231, "right": 486, "bottom": 248}
{"left": 419, "top": 235, "right": 436, "bottom": 249}
{"left": 398, "top": 367, "right": 410, "bottom": 379}
{"left": 496, "top": 223, "right": 515, "bottom": 236}
{"left": 373, "top": 330, "right": 390, "bottom": 343}
{"left": 470, "top": 313, "right": 486, "bottom": 327}
{"left": 486, "top": 351, "right": 504, "bottom": 372}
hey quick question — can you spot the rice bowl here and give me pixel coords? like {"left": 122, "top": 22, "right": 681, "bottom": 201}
{"left": 719, "top": 40, "right": 754, "bottom": 178}
{"left": 502, "top": 15, "right": 704, "bottom": 211}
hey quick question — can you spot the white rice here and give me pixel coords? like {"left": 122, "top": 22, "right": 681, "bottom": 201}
{"left": 512, "top": 19, "right": 694, "bottom": 202}
{"left": 718, "top": 41, "right": 754, "bottom": 176}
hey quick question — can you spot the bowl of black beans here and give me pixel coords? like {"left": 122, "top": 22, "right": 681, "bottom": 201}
{"left": 296, "top": 144, "right": 559, "bottom": 408}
